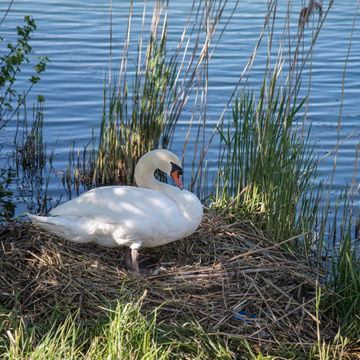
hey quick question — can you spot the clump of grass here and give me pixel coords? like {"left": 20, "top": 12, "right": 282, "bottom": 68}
{"left": 65, "top": 2, "right": 179, "bottom": 189}
{"left": 0, "top": 168, "right": 17, "bottom": 218}
{"left": 0, "top": 96, "right": 55, "bottom": 218}
{"left": 85, "top": 293, "right": 174, "bottom": 359}
{"left": 94, "top": 32, "right": 178, "bottom": 187}
{"left": 168, "top": 321, "right": 236, "bottom": 359}
{"left": 12, "top": 96, "right": 56, "bottom": 214}
{"left": 1, "top": 312, "right": 83, "bottom": 360}
{"left": 212, "top": 78, "right": 320, "bottom": 251}
{"left": 1, "top": 295, "right": 173, "bottom": 360}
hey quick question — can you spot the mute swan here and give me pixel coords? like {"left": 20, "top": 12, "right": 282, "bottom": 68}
{"left": 28, "top": 149, "right": 203, "bottom": 273}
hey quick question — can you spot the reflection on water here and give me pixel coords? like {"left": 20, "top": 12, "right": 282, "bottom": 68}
{"left": 0, "top": 168, "right": 17, "bottom": 219}
{"left": 0, "top": 166, "right": 46, "bottom": 219}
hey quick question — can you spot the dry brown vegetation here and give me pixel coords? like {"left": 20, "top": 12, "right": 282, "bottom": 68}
{"left": 1, "top": 212, "right": 337, "bottom": 348}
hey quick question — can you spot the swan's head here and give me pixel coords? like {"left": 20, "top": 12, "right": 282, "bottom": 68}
{"left": 135, "top": 149, "right": 184, "bottom": 190}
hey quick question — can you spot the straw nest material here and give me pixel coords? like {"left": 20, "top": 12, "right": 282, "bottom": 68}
{"left": 0, "top": 212, "right": 336, "bottom": 346}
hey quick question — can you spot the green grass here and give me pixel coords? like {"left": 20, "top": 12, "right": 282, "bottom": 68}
{"left": 211, "top": 79, "right": 320, "bottom": 251}
{"left": 65, "top": 2, "right": 179, "bottom": 189}
{"left": 0, "top": 297, "right": 357, "bottom": 360}
{"left": 15, "top": 96, "right": 46, "bottom": 173}
{"left": 0, "top": 312, "right": 84, "bottom": 359}
{"left": 0, "top": 294, "right": 237, "bottom": 359}
{"left": 322, "top": 186, "right": 360, "bottom": 340}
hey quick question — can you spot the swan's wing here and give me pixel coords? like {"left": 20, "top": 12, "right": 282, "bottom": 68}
{"left": 50, "top": 186, "right": 182, "bottom": 225}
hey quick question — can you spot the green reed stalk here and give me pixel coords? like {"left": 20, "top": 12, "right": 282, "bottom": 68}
{"left": 11, "top": 96, "right": 57, "bottom": 215}
{"left": 93, "top": 32, "right": 178, "bottom": 186}
{"left": 67, "top": 0, "right": 238, "bottom": 189}
{"left": 212, "top": 76, "right": 320, "bottom": 249}
{"left": 15, "top": 97, "right": 46, "bottom": 174}
{"left": 68, "top": 2, "right": 178, "bottom": 188}
{"left": 322, "top": 142, "right": 360, "bottom": 339}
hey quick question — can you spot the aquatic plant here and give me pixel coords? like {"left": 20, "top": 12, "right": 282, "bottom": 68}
{"left": 212, "top": 81, "right": 319, "bottom": 249}
{"left": 0, "top": 15, "right": 49, "bottom": 131}
{"left": 0, "top": 14, "right": 50, "bottom": 217}
{"left": 15, "top": 96, "right": 46, "bottom": 172}
{"left": 13, "top": 96, "right": 56, "bottom": 214}
{"left": 66, "top": 0, "right": 237, "bottom": 189}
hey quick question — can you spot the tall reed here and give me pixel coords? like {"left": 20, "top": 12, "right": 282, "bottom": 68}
{"left": 212, "top": 78, "right": 320, "bottom": 249}
{"left": 323, "top": 147, "right": 360, "bottom": 338}
{"left": 12, "top": 96, "right": 56, "bottom": 215}
{"left": 66, "top": 0, "right": 238, "bottom": 189}
{"left": 96, "top": 33, "right": 178, "bottom": 186}
{"left": 15, "top": 96, "right": 46, "bottom": 173}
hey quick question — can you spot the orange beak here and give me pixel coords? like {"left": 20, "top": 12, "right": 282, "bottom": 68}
{"left": 171, "top": 169, "right": 183, "bottom": 190}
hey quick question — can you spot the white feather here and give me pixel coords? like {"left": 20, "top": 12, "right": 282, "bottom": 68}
{"left": 28, "top": 149, "right": 203, "bottom": 252}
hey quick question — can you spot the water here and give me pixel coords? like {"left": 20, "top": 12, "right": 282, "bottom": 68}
{"left": 1, "top": 1, "right": 359, "bottom": 226}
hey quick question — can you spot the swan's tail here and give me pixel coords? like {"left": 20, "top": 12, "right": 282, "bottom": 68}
{"left": 28, "top": 213, "right": 65, "bottom": 236}
{"left": 28, "top": 213, "right": 116, "bottom": 246}
{"left": 28, "top": 213, "right": 83, "bottom": 241}
{"left": 28, "top": 213, "right": 49, "bottom": 227}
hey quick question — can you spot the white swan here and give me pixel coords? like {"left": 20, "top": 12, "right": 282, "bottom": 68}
{"left": 28, "top": 149, "right": 203, "bottom": 273}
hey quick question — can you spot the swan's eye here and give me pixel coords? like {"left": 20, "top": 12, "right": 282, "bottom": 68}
{"left": 170, "top": 162, "right": 183, "bottom": 176}
{"left": 170, "top": 162, "right": 183, "bottom": 190}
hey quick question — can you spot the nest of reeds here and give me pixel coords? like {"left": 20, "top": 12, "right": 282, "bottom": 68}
{"left": 0, "top": 212, "right": 336, "bottom": 346}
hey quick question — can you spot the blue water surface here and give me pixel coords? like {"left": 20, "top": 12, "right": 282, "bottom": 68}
{"left": 0, "top": 1, "right": 359, "bottom": 232}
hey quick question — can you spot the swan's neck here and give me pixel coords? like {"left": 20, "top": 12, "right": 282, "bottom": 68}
{"left": 134, "top": 164, "right": 163, "bottom": 192}
{"left": 134, "top": 153, "right": 170, "bottom": 193}
{"left": 135, "top": 163, "right": 201, "bottom": 224}
{"left": 136, "top": 170, "right": 179, "bottom": 202}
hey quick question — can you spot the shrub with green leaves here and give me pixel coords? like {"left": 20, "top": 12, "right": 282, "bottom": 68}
{"left": 0, "top": 15, "right": 49, "bottom": 130}
{"left": 0, "top": 15, "right": 50, "bottom": 218}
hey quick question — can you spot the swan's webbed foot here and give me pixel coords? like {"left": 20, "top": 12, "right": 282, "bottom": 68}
{"left": 124, "top": 247, "right": 156, "bottom": 274}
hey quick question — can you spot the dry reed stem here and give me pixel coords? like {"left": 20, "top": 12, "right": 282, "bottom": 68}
{"left": 0, "top": 213, "right": 336, "bottom": 345}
